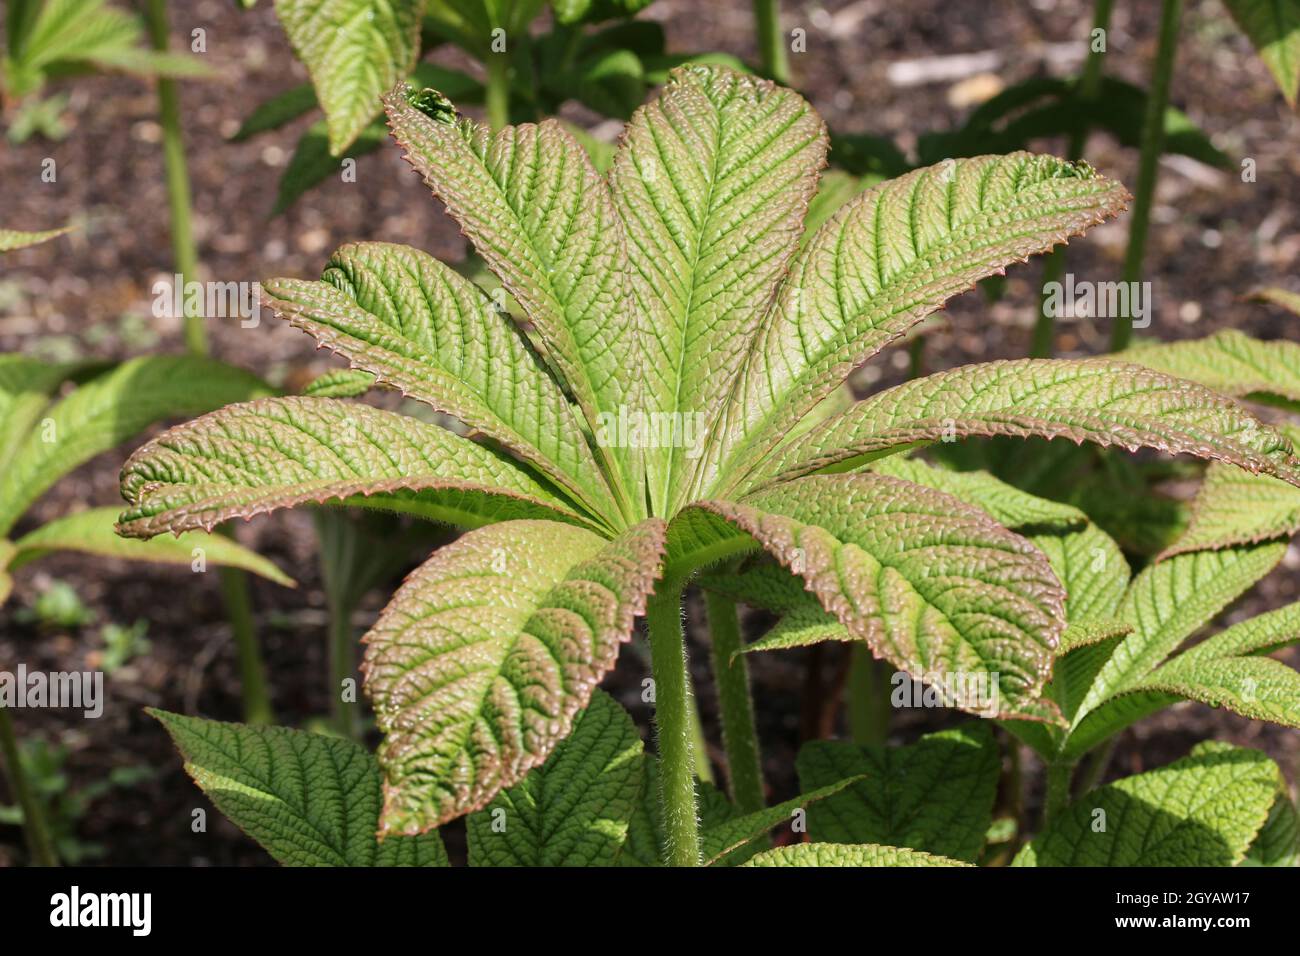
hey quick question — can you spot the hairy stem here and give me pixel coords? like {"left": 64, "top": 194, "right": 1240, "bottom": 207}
{"left": 846, "top": 644, "right": 890, "bottom": 746}
{"left": 1034, "top": 0, "right": 1114, "bottom": 358}
{"left": 0, "top": 706, "right": 58, "bottom": 866}
{"left": 1112, "top": 0, "right": 1180, "bottom": 352}
{"left": 143, "top": 0, "right": 206, "bottom": 356}
{"left": 646, "top": 579, "right": 701, "bottom": 866}
{"left": 704, "top": 592, "right": 765, "bottom": 813}
{"left": 219, "top": 565, "right": 274, "bottom": 725}
{"left": 1042, "top": 760, "right": 1075, "bottom": 829}
{"left": 754, "top": 0, "right": 790, "bottom": 85}
{"left": 485, "top": 51, "right": 510, "bottom": 132}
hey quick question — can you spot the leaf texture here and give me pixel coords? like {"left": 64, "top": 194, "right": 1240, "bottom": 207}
{"left": 743, "top": 842, "right": 969, "bottom": 867}
{"left": 1165, "top": 460, "right": 1300, "bottom": 557}
{"left": 1123, "top": 329, "right": 1300, "bottom": 412}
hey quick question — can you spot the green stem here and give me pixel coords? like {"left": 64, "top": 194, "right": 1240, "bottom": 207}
{"left": 686, "top": 690, "right": 714, "bottom": 785}
{"left": 327, "top": 600, "right": 358, "bottom": 739}
{"left": 846, "top": 644, "right": 890, "bottom": 746}
{"left": 704, "top": 592, "right": 764, "bottom": 813}
{"left": 218, "top": 564, "right": 274, "bottom": 725}
{"left": 143, "top": 0, "right": 206, "bottom": 356}
{"left": 1034, "top": 0, "right": 1115, "bottom": 359}
{"left": 1076, "top": 736, "right": 1118, "bottom": 795}
{"left": 0, "top": 706, "right": 58, "bottom": 866}
{"left": 646, "top": 578, "right": 701, "bottom": 866}
{"left": 1112, "top": 0, "right": 1180, "bottom": 352}
{"left": 1042, "top": 761, "right": 1075, "bottom": 829}
{"left": 753, "top": 0, "right": 790, "bottom": 85}
{"left": 315, "top": 510, "right": 361, "bottom": 739}
{"left": 485, "top": 50, "right": 510, "bottom": 132}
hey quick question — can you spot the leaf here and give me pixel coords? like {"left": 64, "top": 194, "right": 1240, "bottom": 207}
{"left": 707, "top": 154, "right": 1130, "bottom": 496}
{"left": 231, "top": 82, "right": 318, "bottom": 140}
{"left": 10, "top": 507, "right": 294, "bottom": 587}
{"left": 1027, "top": 522, "right": 1129, "bottom": 624}
{"left": 607, "top": 65, "right": 827, "bottom": 511}
{"left": 1015, "top": 744, "right": 1282, "bottom": 866}
{"left": 1243, "top": 789, "right": 1300, "bottom": 867}
{"left": 1138, "top": 656, "right": 1300, "bottom": 727}
{"left": 362, "top": 518, "right": 665, "bottom": 834}
{"left": 0, "top": 355, "right": 89, "bottom": 474}
{"left": 680, "top": 472, "right": 1067, "bottom": 720}
{"left": 738, "top": 602, "right": 854, "bottom": 657}
{"left": 116, "top": 396, "right": 591, "bottom": 537}
{"left": 274, "top": 119, "right": 387, "bottom": 215}
{"left": 743, "top": 359, "right": 1300, "bottom": 495}
{"left": 0, "top": 356, "right": 271, "bottom": 536}
{"left": 795, "top": 724, "right": 1000, "bottom": 862}
{"left": 1222, "top": 0, "right": 1300, "bottom": 107}
{"left": 869, "top": 456, "right": 1087, "bottom": 530}
{"left": 263, "top": 241, "right": 620, "bottom": 525}
{"left": 0, "top": 225, "right": 71, "bottom": 251}
{"left": 1165, "top": 460, "right": 1300, "bottom": 556}
{"left": 742, "top": 842, "right": 970, "bottom": 867}
{"left": 699, "top": 777, "right": 863, "bottom": 866}
{"left": 300, "top": 368, "right": 375, "bottom": 398}
{"left": 272, "top": 0, "right": 424, "bottom": 154}
{"left": 150, "top": 709, "right": 448, "bottom": 866}
{"left": 1123, "top": 329, "right": 1300, "bottom": 412}
{"left": 465, "top": 690, "right": 644, "bottom": 866}
{"left": 616, "top": 760, "right": 743, "bottom": 866}
{"left": 382, "top": 88, "right": 640, "bottom": 513}
{"left": 1250, "top": 285, "right": 1300, "bottom": 316}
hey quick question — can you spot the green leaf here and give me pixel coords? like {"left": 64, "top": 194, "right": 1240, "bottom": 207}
{"left": 742, "top": 842, "right": 970, "bottom": 867}
{"left": 300, "top": 367, "right": 375, "bottom": 398}
{"left": 1123, "top": 329, "right": 1300, "bottom": 412}
{"left": 679, "top": 472, "right": 1067, "bottom": 720}
{"left": 0, "top": 225, "right": 71, "bottom": 251}
{"left": 0, "top": 356, "right": 89, "bottom": 474}
{"left": 264, "top": 241, "right": 620, "bottom": 525}
{"left": 1138, "top": 656, "right": 1300, "bottom": 727}
{"left": 1251, "top": 285, "right": 1300, "bottom": 316}
{"left": 10, "top": 507, "right": 294, "bottom": 587}
{"left": 607, "top": 65, "right": 828, "bottom": 512}
{"left": 743, "top": 359, "right": 1300, "bottom": 495}
{"left": 0, "top": 356, "right": 270, "bottom": 536}
{"left": 699, "top": 776, "right": 863, "bottom": 866}
{"left": 795, "top": 723, "right": 1000, "bottom": 862}
{"left": 363, "top": 518, "right": 665, "bottom": 834}
{"left": 707, "top": 154, "right": 1130, "bottom": 496}
{"left": 1165, "top": 461, "right": 1300, "bottom": 556}
{"left": 274, "top": 119, "right": 387, "bottom": 215}
{"left": 231, "top": 82, "right": 318, "bottom": 140}
{"left": 616, "top": 760, "right": 743, "bottom": 866}
{"left": 738, "top": 602, "right": 854, "bottom": 657}
{"left": 382, "top": 88, "right": 641, "bottom": 515}
{"left": 272, "top": 0, "right": 423, "bottom": 154}
{"left": 466, "top": 690, "right": 644, "bottom": 866}
{"left": 150, "top": 709, "right": 448, "bottom": 866}
{"left": 1027, "top": 522, "right": 1129, "bottom": 624}
{"left": 116, "top": 396, "right": 591, "bottom": 537}
{"left": 1244, "top": 789, "right": 1300, "bottom": 867}
{"left": 1222, "top": 0, "right": 1300, "bottom": 107}
{"left": 1016, "top": 744, "right": 1282, "bottom": 866}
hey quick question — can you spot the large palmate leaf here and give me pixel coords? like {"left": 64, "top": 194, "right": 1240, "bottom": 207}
{"left": 0, "top": 356, "right": 270, "bottom": 535}
{"left": 383, "top": 87, "right": 640, "bottom": 517}
{"left": 702, "top": 153, "right": 1130, "bottom": 499}
{"left": 116, "top": 397, "right": 590, "bottom": 538}
{"left": 742, "top": 360, "right": 1300, "bottom": 495}
{"left": 1221, "top": 0, "right": 1300, "bottom": 107}
{"left": 272, "top": 0, "right": 424, "bottom": 154}
{"left": 796, "top": 724, "right": 1000, "bottom": 862}
{"left": 362, "top": 518, "right": 665, "bottom": 835}
{"left": 150, "top": 709, "right": 448, "bottom": 866}
{"left": 678, "top": 472, "right": 1066, "bottom": 719}
{"left": 743, "top": 843, "right": 969, "bottom": 867}
{"left": 465, "top": 690, "right": 644, "bottom": 867}
{"left": 607, "top": 65, "right": 827, "bottom": 511}
{"left": 1016, "top": 743, "right": 1282, "bottom": 866}
{"left": 263, "top": 242, "right": 620, "bottom": 524}
{"left": 8, "top": 507, "right": 293, "bottom": 587}
{"left": 1123, "top": 329, "right": 1300, "bottom": 412}
{"left": 0, "top": 225, "right": 70, "bottom": 251}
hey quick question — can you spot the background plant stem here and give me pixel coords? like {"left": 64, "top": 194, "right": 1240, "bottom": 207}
{"left": 646, "top": 580, "right": 701, "bottom": 865}
{"left": 0, "top": 706, "right": 58, "bottom": 866}
{"left": 754, "top": 0, "right": 790, "bottom": 85}
{"left": 1042, "top": 760, "right": 1075, "bottom": 828}
{"left": 485, "top": 51, "right": 510, "bottom": 131}
{"left": 219, "top": 567, "right": 274, "bottom": 724}
{"left": 1034, "top": 0, "right": 1115, "bottom": 358}
{"left": 846, "top": 645, "right": 890, "bottom": 746}
{"left": 704, "top": 592, "right": 765, "bottom": 813}
{"left": 1112, "top": 0, "right": 1180, "bottom": 352}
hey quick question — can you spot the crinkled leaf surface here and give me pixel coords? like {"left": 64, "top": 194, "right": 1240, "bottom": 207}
{"left": 150, "top": 709, "right": 448, "bottom": 866}
{"left": 1166, "top": 458, "right": 1300, "bottom": 556}
{"left": 680, "top": 472, "right": 1066, "bottom": 719}
{"left": 362, "top": 518, "right": 665, "bottom": 835}
{"left": 699, "top": 776, "right": 862, "bottom": 866}
{"left": 1028, "top": 522, "right": 1129, "bottom": 625}
{"left": 273, "top": 0, "right": 423, "bottom": 154}
{"left": 117, "top": 397, "right": 590, "bottom": 537}
{"left": 704, "top": 153, "right": 1131, "bottom": 498}
{"left": 0, "top": 356, "right": 270, "bottom": 535}
{"left": 1244, "top": 789, "right": 1300, "bottom": 867}
{"left": 743, "top": 360, "right": 1300, "bottom": 495}
{"left": 465, "top": 690, "right": 643, "bottom": 866}
{"left": 1015, "top": 744, "right": 1281, "bottom": 866}
{"left": 796, "top": 723, "right": 999, "bottom": 862}
{"left": 1124, "top": 329, "right": 1300, "bottom": 412}
{"left": 743, "top": 842, "right": 969, "bottom": 867}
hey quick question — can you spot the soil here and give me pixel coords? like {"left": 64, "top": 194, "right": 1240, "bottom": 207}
{"left": 0, "top": 0, "right": 1297, "bottom": 866}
